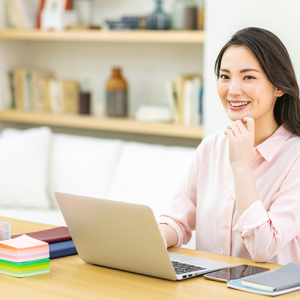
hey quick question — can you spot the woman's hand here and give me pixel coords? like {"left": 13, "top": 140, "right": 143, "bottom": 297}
{"left": 224, "top": 117, "right": 255, "bottom": 171}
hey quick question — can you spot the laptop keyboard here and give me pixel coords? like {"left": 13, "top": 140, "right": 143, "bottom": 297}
{"left": 172, "top": 261, "right": 207, "bottom": 274}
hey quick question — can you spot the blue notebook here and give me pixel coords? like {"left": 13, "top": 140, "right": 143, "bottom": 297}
{"left": 227, "top": 269, "right": 300, "bottom": 296}
{"left": 49, "top": 240, "right": 77, "bottom": 259}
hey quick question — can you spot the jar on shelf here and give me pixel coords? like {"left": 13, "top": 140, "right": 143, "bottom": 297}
{"left": 172, "top": 0, "right": 186, "bottom": 30}
{"left": 106, "top": 68, "right": 128, "bottom": 117}
{"left": 198, "top": 0, "right": 205, "bottom": 30}
{"left": 79, "top": 79, "right": 91, "bottom": 115}
{"left": 184, "top": 0, "right": 198, "bottom": 30}
{"left": 172, "top": 0, "right": 198, "bottom": 30}
{"left": 75, "top": 0, "right": 96, "bottom": 26}
{"left": 147, "top": 0, "right": 171, "bottom": 30}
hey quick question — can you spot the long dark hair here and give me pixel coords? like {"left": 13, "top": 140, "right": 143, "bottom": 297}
{"left": 215, "top": 27, "right": 300, "bottom": 136}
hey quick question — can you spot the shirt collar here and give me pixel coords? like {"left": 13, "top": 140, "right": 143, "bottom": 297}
{"left": 255, "top": 125, "right": 292, "bottom": 162}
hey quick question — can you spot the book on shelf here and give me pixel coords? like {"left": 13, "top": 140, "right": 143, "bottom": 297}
{"left": 165, "top": 74, "right": 202, "bottom": 126}
{"left": 49, "top": 79, "right": 79, "bottom": 114}
{"left": 5, "top": 68, "right": 79, "bottom": 114}
{"left": 6, "top": 68, "right": 54, "bottom": 111}
{"left": 5, "top": 0, "right": 40, "bottom": 29}
{"left": 227, "top": 263, "right": 300, "bottom": 296}
{"left": 5, "top": 0, "right": 73, "bottom": 29}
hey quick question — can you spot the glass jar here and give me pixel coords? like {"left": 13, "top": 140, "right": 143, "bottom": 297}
{"left": 79, "top": 79, "right": 91, "bottom": 115}
{"left": 147, "top": 0, "right": 171, "bottom": 30}
{"left": 172, "top": 0, "right": 198, "bottom": 30}
{"left": 172, "top": 0, "right": 186, "bottom": 30}
{"left": 75, "top": 0, "right": 95, "bottom": 25}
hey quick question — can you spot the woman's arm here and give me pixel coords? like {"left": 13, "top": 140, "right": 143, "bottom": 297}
{"left": 225, "top": 117, "right": 259, "bottom": 217}
{"left": 233, "top": 161, "right": 300, "bottom": 262}
{"left": 226, "top": 118, "right": 300, "bottom": 262}
{"left": 156, "top": 143, "right": 202, "bottom": 248}
{"left": 158, "top": 224, "right": 178, "bottom": 248}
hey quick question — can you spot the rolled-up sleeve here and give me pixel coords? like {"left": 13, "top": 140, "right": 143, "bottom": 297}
{"left": 233, "top": 155, "right": 300, "bottom": 262}
{"left": 157, "top": 144, "right": 201, "bottom": 247}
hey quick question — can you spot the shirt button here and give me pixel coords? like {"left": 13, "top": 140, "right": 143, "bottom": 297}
{"left": 225, "top": 225, "right": 229, "bottom": 229}
{"left": 231, "top": 195, "right": 234, "bottom": 200}
{"left": 224, "top": 252, "right": 229, "bottom": 256}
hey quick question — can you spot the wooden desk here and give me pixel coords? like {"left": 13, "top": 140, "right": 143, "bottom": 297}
{"left": 1, "top": 216, "right": 299, "bottom": 300}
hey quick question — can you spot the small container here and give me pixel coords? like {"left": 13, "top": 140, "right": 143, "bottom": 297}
{"left": 172, "top": 0, "right": 187, "bottom": 30}
{"left": 106, "top": 68, "right": 128, "bottom": 117}
{"left": 79, "top": 79, "right": 91, "bottom": 115}
{"left": 75, "top": 0, "right": 96, "bottom": 25}
{"left": 183, "top": 5, "right": 198, "bottom": 30}
{"left": 147, "top": 0, "right": 171, "bottom": 30}
{"left": 172, "top": 0, "right": 198, "bottom": 30}
{"left": 0, "top": 221, "right": 11, "bottom": 241}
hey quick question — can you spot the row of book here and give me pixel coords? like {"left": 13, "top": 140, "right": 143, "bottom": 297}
{"left": 165, "top": 74, "right": 203, "bottom": 126}
{"left": 6, "top": 68, "right": 79, "bottom": 114}
{"left": 6, "top": 0, "right": 73, "bottom": 30}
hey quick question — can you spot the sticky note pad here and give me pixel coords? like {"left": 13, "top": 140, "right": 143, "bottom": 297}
{"left": 0, "top": 258, "right": 50, "bottom": 277}
{"left": 0, "top": 234, "right": 49, "bottom": 262}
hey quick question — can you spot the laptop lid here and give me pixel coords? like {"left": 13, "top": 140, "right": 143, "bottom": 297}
{"left": 55, "top": 192, "right": 177, "bottom": 280}
{"left": 55, "top": 192, "right": 232, "bottom": 281}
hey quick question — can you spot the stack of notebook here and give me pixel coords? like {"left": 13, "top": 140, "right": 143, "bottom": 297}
{"left": 227, "top": 263, "right": 300, "bottom": 296}
{"left": 11, "top": 227, "right": 77, "bottom": 259}
{"left": 0, "top": 234, "right": 50, "bottom": 277}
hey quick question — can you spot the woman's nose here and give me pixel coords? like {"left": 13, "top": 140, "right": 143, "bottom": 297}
{"left": 228, "top": 80, "right": 243, "bottom": 97}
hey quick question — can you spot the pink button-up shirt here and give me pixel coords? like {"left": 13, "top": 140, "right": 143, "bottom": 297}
{"left": 157, "top": 126, "right": 300, "bottom": 265}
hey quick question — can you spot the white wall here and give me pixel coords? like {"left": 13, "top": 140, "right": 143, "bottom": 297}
{"left": 203, "top": 0, "right": 300, "bottom": 136}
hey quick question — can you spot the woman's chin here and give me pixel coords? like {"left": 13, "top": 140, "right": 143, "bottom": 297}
{"left": 227, "top": 111, "right": 251, "bottom": 122}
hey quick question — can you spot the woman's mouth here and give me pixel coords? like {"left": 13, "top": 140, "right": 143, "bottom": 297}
{"left": 228, "top": 101, "right": 250, "bottom": 110}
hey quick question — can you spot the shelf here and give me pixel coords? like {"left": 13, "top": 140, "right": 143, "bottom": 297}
{"left": 0, "top": 29, "right": 204, "bottom": 44}
{"left": 0, "top": 110, "right": 203, "bottom": 139}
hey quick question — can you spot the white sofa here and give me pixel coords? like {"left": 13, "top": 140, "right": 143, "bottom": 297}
{"left": 0, "top": 126, "right": 198, "bottom": 249}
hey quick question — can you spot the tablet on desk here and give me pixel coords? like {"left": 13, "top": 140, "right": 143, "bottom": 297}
{"left": 203, "top": 264, "right": 270, "bottom": 282}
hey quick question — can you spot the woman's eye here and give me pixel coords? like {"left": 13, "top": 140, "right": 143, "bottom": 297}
{"left": 220, "top": 74, "right": 229, "bottom": 79}
{"left": 244, "top": 76, "right": 255, "bottom": 80}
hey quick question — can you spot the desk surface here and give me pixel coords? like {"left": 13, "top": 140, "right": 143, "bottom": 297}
{"left": 1, "top": 216, "right": 299, "bottom": 300}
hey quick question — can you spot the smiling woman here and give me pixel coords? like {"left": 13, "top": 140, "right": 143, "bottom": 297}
{"left": 157, "top": 27, "right": 300, "bottom": 266}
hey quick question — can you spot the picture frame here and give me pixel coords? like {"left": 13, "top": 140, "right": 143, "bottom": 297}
{"left": 44, "top": 0, "right": 67, "bottom": 12}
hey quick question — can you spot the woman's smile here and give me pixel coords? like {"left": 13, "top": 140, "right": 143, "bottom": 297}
{"left": 228, "top": 100, "right": 251, "bottom": 110}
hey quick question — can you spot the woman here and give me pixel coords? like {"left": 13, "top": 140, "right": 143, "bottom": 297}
{"left": 157, "top": 27, "right": 300, "bottom": 265}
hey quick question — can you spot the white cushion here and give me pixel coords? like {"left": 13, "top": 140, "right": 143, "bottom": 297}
{"left": 106, "top": 142, "right": 197, "bottom": 249}
{"left": 0, "top": 208, "right": 66, "bottom": 226}
{"left": 106, "top": 142, "right": 196, "bottom": 219}
{"left": 49, "top": 134, "right": 124, "bottom": 208}
{"left": 0, "top": 127, "right": 52, "bottom": 209}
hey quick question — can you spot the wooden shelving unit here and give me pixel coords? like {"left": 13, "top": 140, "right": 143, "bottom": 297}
{"left": 0, "top": 29, "right": 204, "bottom": 141}
{"left": 0, "top": 110, "right": 203, "bottom": 139}
{"left": 0, "top": 29, "right": 204, "bottom": 44}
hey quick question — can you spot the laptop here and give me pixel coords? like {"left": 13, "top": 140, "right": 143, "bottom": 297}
{"left": 55, "top": 192, "right": 232, "bottom": 281}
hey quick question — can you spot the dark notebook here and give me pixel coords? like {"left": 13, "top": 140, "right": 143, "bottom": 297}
{"left": 49, "top": 240, "right": 77, "bottom": 259}
{"left": 11, "top": 227, "right": 72, "bottom": 243}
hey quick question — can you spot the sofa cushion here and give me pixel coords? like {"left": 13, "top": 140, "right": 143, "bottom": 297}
{"left": 0, "top": 127, "right": 52, "bottom": 209}
{"left": 49, "top": 134, "right": 124, "bottom": 208}
{"left": 0, "top": 208, "right": 66, "bottom": 226}
{"left": 106, "top": 142, "right": 197, "bottom": 219}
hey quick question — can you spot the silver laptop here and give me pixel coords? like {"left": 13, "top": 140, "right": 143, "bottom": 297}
{"left": 55, "top": 192, "right": 232, "bottom": 281}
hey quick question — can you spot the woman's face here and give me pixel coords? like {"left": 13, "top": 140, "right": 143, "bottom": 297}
{"left": 217, "top": 45, "right": 284, "bottom": 125}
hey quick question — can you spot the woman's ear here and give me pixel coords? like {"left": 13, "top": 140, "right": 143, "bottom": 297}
{"left": 275, "top": 88, "right": 284, "bottom": 97}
